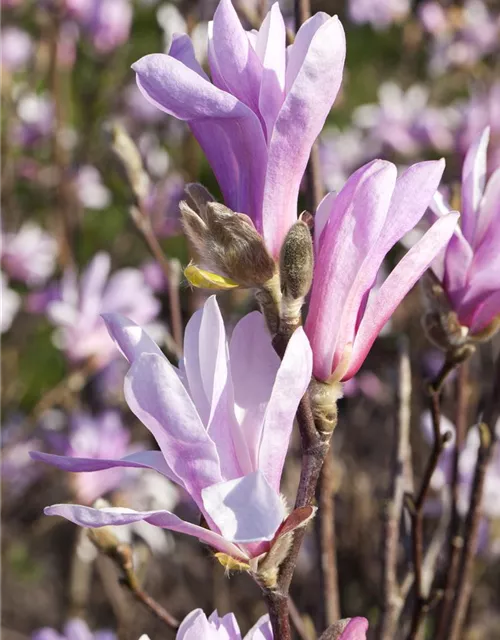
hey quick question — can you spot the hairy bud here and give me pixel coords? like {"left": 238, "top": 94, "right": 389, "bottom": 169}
{"left": 310, "top": 378, "right": 343, "bottom": 436}
{"left": 279, "top": 218, "right": 314, "bottom": 328}
{"left": 180, "top": 184, "right": 276, "bottom": 290}
{"left": 106, "top": 122, "right": 150, "bottom": 203}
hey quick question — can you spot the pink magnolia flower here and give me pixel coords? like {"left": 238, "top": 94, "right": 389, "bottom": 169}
{"left": 32, "top": 296, "right": 312, "bottom": 562}
{"left": 176, "top": 609, "right": 272, "bottom": 639}
{"left": 46, "top": 252, "right": 160, "bottom": 368}
{"left": 32, "top": 619, "right": 116, "bottom": 640}
{"left": 431, "top": 128, "right": 500, "bottom": 335}
{"left": 305, "top": 159, "right": 459, "bottom": 382}
{"left": 132, "top": 0, "right": 345, "bottom": 256}
{"left": 2, "top": 223, "right": 58, "bottom": 286}
{"left": 65, "top": 0, "right": 133, "bottom": 54}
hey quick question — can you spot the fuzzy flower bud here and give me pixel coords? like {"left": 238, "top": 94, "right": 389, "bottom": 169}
{"left": 106, "top": 122, "right": 150, "bottom": 203}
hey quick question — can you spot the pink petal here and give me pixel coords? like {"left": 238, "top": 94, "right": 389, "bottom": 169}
{"left": 461, "top": 127, "right": 489, "bottom": 246}
{"left": 443, "top": 230, "right": 473, "bottom": 302}
{"left": 102, "top": 313, "right": 164, "bottom": 363}
{"left": 314, "top": 191, "right": 337, "bottom": 254}
{"left": 210, "top": 0, "right": 263, "bottom": 114}
{"left": 262, "top": 14, "right": 345, "bottom": 256}
{"left": 201, "top": 471, "right": 285, "bottom": 543}
{"left": 469, "top": 290, "right": 500, "bottom": 334}
{"left": 124, "top": 353, "right": 222, "bottom": 509}
{"left": 475, "top": 167, "right": 500, "bottom": 248}
{"left": 305, "top": 160, "right": 397, "bottom": 381}
{"left": 345, "top": 212, "right": 459, "bottom": 379}
{"left": 30, "top": 450, "right": 183, "bottom": 487}
{"left": 229, "top": 311, "right": 280, "bottom": 474}
{"left": 259, "top": 327, "right": 312, "bottom": 492}
{"left": 44, "top": 504, "right": 248, "bottom": 559}
{"left": 337, "top": 617, "right": 369, "bottom": 639}
{"left": 256, "top": 3, "right": 286, "bottom": 139}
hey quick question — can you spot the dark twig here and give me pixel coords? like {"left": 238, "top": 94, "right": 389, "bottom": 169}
{"left": 377, "top": 341, "right": 412, "bottom": 640}
{"left": 407, "top": 385, "right": 451, "bottom": 639}
{"left": 435, "top": 361, "right": 469, "bottom": 639}
{"left": 447, "top": 356, "right": 500, "bottom": 640}
{"left": 288, "top": 596, "right": 313, "bottom": 640}
{"left": 317, "top": 452, "right": 341, "bottom": 627}
{"left": 263, "top": 590, "right": 292, "bottom": 640}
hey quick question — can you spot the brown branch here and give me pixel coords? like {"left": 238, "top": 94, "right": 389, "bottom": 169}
{"left": 447, "top": 356, "right": 500, "bottom": 640}
{"left": 288, "top": 596, "right": 314, "bottom": 640}
{"left": 317, "top": 452, "right": 341, "bottom": 627}
{"left": 407, "top": 386, "right": 451, "bottom": 639}
{"left": 434, "top": 361, "right": 469, "bottom": 639}
{"left": 263, "top": 590, "right": 292, "bottom": 640}
{"left": 377, "top": 341, "right": 412, "bottom": 640}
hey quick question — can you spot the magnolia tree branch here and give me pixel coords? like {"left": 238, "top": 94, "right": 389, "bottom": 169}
{"left": 407, "top": 381, "right": 451, "bottom": 639}
{"left": 435, "top": 361, "right": 469, "bottom": 639}
{"left": 377, "top": 340, "right": 412, "bottom": 640}
{"left": 447, "top": 356, "right": 500, "bottom": 640}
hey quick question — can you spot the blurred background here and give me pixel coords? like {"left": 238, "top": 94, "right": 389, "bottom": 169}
{"left": 1, "top": 0, "right": 500, "bottom": 638}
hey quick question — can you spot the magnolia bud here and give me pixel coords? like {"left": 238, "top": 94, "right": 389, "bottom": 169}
{"left": 105, "top": 122, "right": 150, "bottom": 203}
{"left": 310, "top": 378, "right": 343, "bottom": 435}
{"left": 319, "top": 617, "right": 369, "bottom": 640}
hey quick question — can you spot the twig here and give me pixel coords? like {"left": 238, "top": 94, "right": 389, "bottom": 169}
{"left": 447, "top": 356, "right": 500, "bottom": 640}
{"left": 434, "top": 361, "right": 469, "bottom": 639}
{"left": 407, "top": 385, "right": 451, "bottom": 639}
{"left": 317, "top": 451, "right": 341, "bottom": 627}
{"left": 263, "top": 590, "right": 291, "bottom": 640}
{"left": 377, "top": 341, "right": 412, "bottom": 640}
{"left": 288, "top": 596, "right": 313, "bottom": 640}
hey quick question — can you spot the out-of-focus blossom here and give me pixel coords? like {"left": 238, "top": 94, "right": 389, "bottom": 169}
{"left": 34, "top": 296, "right": 312, "bottom": 564}
{"left": 354, "top": 83, "right": 460, "bottom": 156}
{"left": 431, "top": 128, "right": 500, "bottom": 336}
{"left": 43, "top": 411, "right": 137, "bottom": 505}
{"left": 348, "top": 0, "right": 409, "bottom": 29}
{"left": 1, "top": 27, "right": 33, "bottom": 72}
{"left": 175, "top": 609, "right": 272, "bottom": 639}
{"left": 2, "top": 223, "right": 58, "bottom": 286}
{"left": 305, "top": 159, "right": 458, "bottom": 382}
{"left": 459, "top": 82, "right": 500, "bottom": 173}
{"left": 1, "top": 415, "right": 45, "bottom": 497}
{"left": 65, "top": 0, "right": 133, "bottom": 53}
{"left": 1, "top": 273, "right": 21, "bottom": 333}
{"left": 14, "top": 93, "right": 54, "bottom": 147}
{"left": 46, "top": 252, "right": 160, "bottom": 368}
{"left": 320, "top": 127, "right": 379, "bottom": 192}
{"left": 75, "top": 165, "right": 111, "bottom": 210}
{"left": 32, "top": 618, "right": 116, "bottom": 640}
{"left": 143, "top": 172, "right": 185, "bottom": 236}
{"left": 419, "top": 1, "right": 499, "bottom": 75}
{"left": 137, "top": 132, "right": 171, "bottom": 179}
{"left": 342, "top": 371, "right": 391, "bottom": 404}
{"left": 133, "top": 0, "right": 345, "bottom": 256}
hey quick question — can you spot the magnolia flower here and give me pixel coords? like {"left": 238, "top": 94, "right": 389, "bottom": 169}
{"left": 2, "top": 223, "right": 58, "bottom": 286}
{"left": 32, "top": 618, "right": 115, "bottom": 640}
{"left": 1, "top": 273, "right": 20, "bottom": 333}
{"left": 459, "top": 83, "right": 500, "bottom": 173}
{"left": 430, "top": 128, "right": 500, "bottom": 338}
{"left": 33, "top": 296, "right": 312, "bottom": 566}
{"left": 75, "top": 166, "right": 111, "bottom": 210}
{"left": 348, "top": 0, "right": 410, "bottom": 29}
{"left": 65, "top": 0, "right": 133, "bottom": 53}
{"left": 305, "top": 159, "right": 459, "bottom": 382}
{"left": 46, "top": 252, "right": 160, "bottom": 368}
{"left": 175, "top": 609, "right": 272, "bottom": 639}
{"left": 1, "top": 27, "right": 33, "bottom": 72}
{"left": 133, "top": 0, "right": 345, "bottom": 256}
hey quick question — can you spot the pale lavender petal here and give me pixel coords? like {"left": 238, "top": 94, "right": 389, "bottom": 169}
{"left": 44, "top": 504, "right": 248, "bottom": 559}
{"left": 31, "top": 629, "right": 62, "bottom": 640}
{"left": 62, "top": 620, "right": 93, "bottom": 640}
{"left": 132, "top": 53, "right": 267, "bottom": 224}
{"left": 201, "top": 471, "right": 285, "bottom": 543}
{"left": 176, "top": 609, "right": 214, "bottom": 640}
{"left": 102, "top": 313, "right": 164, "bottom": 363}
{"left": 124, "top": 353, "right": 222, "bottom": 507}
{"left": 169, "top": 33, "right": 209, "bottom": 80}
{"left": 461, "top": 127, "right": 489, "bottom": 246}
{"left": 30, "top": 450, "right": 183, "bottom": 487}
{"left": 210, "top": 0, "right": 263, "bottom": 114}
{"left": 259, "top": 327, "right": 312, "bottom": 492}
{"left": 475, "top": 167, "right": 500, "bottom": 248}
{"left": 182, "top": 308, "right": 209, "bottom": 423}
{"left": 314, "top": 191, "right": 337, "bottom": 254}
{"left": 229, "top": 311, "right": 280, "bottom": 475}
{"left": 256, "top": 3, "right": 286, "bottom": 139}
{"left": 244, "top": 614, "right": 273, "bottom": 640}
{"left": 262, "top": 15, "right": 345, "bottom": 256}
{"left": 443, "top": 231, "right": 473, "bottom": 302}
{"left": 80, "top": 252, "right": 111, "bottom": 318}
{"left": 285, "top": 12, "right": 330, "bottom": 92}
{"left": 305, "top": 160, "right": 397, "bottom": 381}
{"left": 209, "top": 610, "right": 241, "bottom": 636}
{"left": 345, "top": 212, "right": 459, "bottom": 379}
{"left": 469, "top": 290, "right": 500, "bottom": 334}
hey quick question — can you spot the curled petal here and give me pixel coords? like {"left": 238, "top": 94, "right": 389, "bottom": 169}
{"left": 102, "top": 313, "right": 165, "bottom": 363}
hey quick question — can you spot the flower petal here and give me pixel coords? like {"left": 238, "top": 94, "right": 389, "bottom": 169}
{"left": 102, "top": 313, "right": 165, "bottom": 363}
{"left": 44, "top": 504, "right": 248, "bottom": 559}
{"left": 475, "top": 167, "right": 500, "bottom": 248}
{"left": 124, "top": 352, "right": 222, "bottom": 508}
{"left": 176, "top": 610, "right": 213, "bottom": 640}
{"left": 262, "top": 14, "right": 345, "bottom": 256}
{"left": 259, "top": 327, "right": 312, "bottom": 492}
{"left": 314, "top": 191, "right": 337, "bottom": 254}
{"left": 30, "top": 450, "right": 183, "bottom": 487}
{"left": 201, "top": 470, "right": 285, "bottom": 543}
{"left": 245, "top": 614, "right": 273, "bottom": 640}
{"left": 80, "top": 252, "right": 111, "bottom": 318}
{"left": 469, "top": 290, "right": 500, "bottom": 334}
{"left": 461, "top": 126, "right": 489, "bottom": 246}
{"left": 345, "top": 212, "right": 459, "bottom": 379}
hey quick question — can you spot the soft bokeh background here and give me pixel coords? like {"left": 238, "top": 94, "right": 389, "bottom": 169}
{"left": 2, "top": 1, "right": 500, "bottom": 638}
